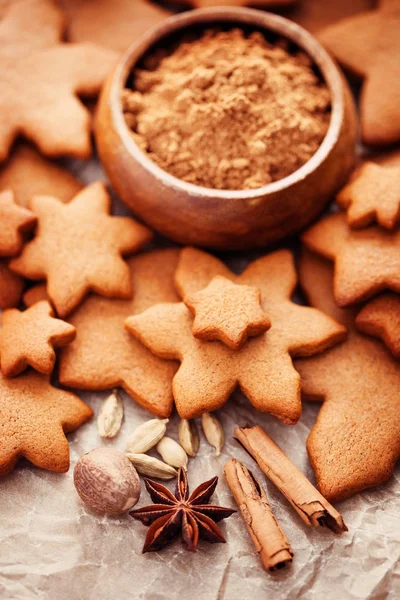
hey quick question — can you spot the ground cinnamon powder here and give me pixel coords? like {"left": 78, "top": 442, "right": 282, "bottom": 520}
{"left": 122, "top": 28, "right": 331, "bottom": 191}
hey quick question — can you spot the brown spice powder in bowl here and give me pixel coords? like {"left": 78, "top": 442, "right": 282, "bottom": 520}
{"left": 122, "top": 28, "right": 331, "bottom": 191}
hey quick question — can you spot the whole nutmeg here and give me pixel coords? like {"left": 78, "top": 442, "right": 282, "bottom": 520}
{"left": 74, "top": 447, "right": 141, "bottom": 515}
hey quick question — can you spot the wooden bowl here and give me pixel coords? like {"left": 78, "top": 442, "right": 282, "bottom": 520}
{"left": 96, "top": 7, "right": 357, "bottom": 250}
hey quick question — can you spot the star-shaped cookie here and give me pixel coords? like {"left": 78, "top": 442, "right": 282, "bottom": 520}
{"left": 0, "top": 190, "right": 36, "bottom": 257}
{"left": 356, "top": 293, "right": 400, "bottom": 359}
{"left": 10, "top": 182, "right": 152, "bottom": 317}
{"left": 126, "top": 248, "right": 346, "bottom": 422}
{"left": 319, "top": 0, "right": 400, "bottom": 146}
{"left": 0, "top": 370, "right": 93, "bottom": 476}
{"left": 295, "top": 249, "right": 400, "bottom": 502}
{"left": 337, "top": 162, "right": 400, "bottom": 230}
{"left": 61, "top": 0, "right": 171, "bottom": 54}
{"left": 184, "top": 275, "right": 270, "bottom": 350}
{"left": 302, "top": 212, "right": 400, "bottom": 307}
{"left": 0, "top": 260, "right": 24, "bottom": 310}
{"left": 59, "top": 249, "right": 180, "bottom": 418}
{"left": 0, "top": 0, "right": 117, "bottom": 161}
{"left": 0, "top": 300, "right": 76, "bottom": 377}
{"left": 0, "top": 144, "right": 83, "bottom": 208}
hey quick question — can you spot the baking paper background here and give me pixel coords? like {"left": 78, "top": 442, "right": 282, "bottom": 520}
{"left": 0, "top": 154, "right": 399, "bottom": 600}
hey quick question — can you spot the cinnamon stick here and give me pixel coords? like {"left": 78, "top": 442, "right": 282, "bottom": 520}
{"left": 224, "top": 459, "right": 293, "bottom": 572}
{"left": 234, "top": 426, "right": 347, "bottom": 534}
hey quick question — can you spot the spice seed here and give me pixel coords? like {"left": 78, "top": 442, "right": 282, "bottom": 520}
{"left": 156, "top": 436, "right": 188, "bottom": 468}
{"left": 125, "top": 453, "right": 177, "bottom": 480}
{"left": 97, "top": 389, "right": 124, "bottom": 439}
{"left": 178, "top": 418, "right": 200, "bottom": 457}
{"left": 202, "top": 412, "right": 224, "bottom": 457}
{"left": 125, "top": 418, "right": 168, "bottom": 454}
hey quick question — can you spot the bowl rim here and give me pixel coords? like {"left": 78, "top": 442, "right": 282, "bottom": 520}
{"left": 108, "top": 6, "right": 345, "bottom": 201}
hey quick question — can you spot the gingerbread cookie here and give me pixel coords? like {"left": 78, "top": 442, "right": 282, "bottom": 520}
{"left": 59, "top": 249, "right": 180, "bottom": 418}
{"left": 0, "top": 260, "right": 24, "bottom": 310}
{"left": 0, "top": 300, "right": 76, "bottom": 377}
{"left": 295, "top": 249, "right": 400, "bottom": 502}
{"left": 0, "top": 0, "right": 117, "bottom": 161}
{"left": 10, "top": 182, "right": 152, "bottom": 317}
{"left": 184, "top": 275, "right": 271, "bottom": 350}
{"left": 291, "top": 0, "right": 373, "bottom": 34}
{"left": 302, "top": 212, "right": 400, "bottom": 307}
{"left": 126, "top": 247, "right": 346, "bottom": 422}
{"left": 356, "top": 293, "right": 400, "bottom": 359}
{"left": 0, "top": 144, "right": 82, "bottom": 208}
{"left": 337, "top": 162, "right": 400, "bottom": 230}
{"left": 319, "top": 0, "right": 400, "bottom": 146}
{"left": 61, "top": 0, "right": 171, "bottom": 54}
{"left": 0, "top": 370, "right": 93, "bottom": 476}
{"left": 0, "top": 190, "right": 36, "bottom": 257}
{"left": 23, "top": 284, "right": 48, "bottom": 308}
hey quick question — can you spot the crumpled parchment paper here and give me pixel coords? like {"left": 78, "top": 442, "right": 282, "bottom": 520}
{"left": 0, "top": 155, "right": 399, "bottom": 600}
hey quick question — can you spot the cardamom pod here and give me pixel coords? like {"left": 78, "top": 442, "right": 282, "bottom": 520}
{"left": 97, "top": 389, "right": 124, "bottom": 438}
{"left": 178, "top": 419, "right": 199, "bottom": 457}
{"left": 125, "top": 418, "right": 169, "bottom": 454}
{"left": 156, "top": 436, "right": 188, "bottom": 468}
{"left": 202, "top": 412, "right": 224, "bottom": 457}
{"left": 125, "top": 453, "right": 177, "bottom": 479}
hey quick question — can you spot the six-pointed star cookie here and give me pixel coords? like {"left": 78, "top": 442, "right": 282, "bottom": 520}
{"left": 0, "top": 0, "right": 117, "bottom": 161}
{"left": 0, "top": 300, "right": 76, "bottom": 377}
{"left": 0, "top": 370, "right": 93, "bottom": 476}
{"left": 126, "top": 248, "right": 346, "bottom": 422}
{"left": 302, "top": 212, "right": 400, "bottom": 307}
{"left": 295, "top": 249, "right": 400, "bottom": 502}
{"left": 59, "top": 249, "right": 180, "bottom": 418}
{"left": 337, "top": 162, "right": 400, "bottom": 230}
{"left": 356, "top": 293, "right": 400, "bottom": 359}
{"left": 10, "top": 182, "right": 152, "bottom": 317}
{"left": 0, "top": 259, "right": 24, "bottom": 309}
{"left": 0, "top": 144, "right": 83, "bottom": 208}
{"left": 319, "top": 0, "right": 400, "bottom": 146}
{"left": 61, "top": 0, "right": 171, "bottom": 54}
{"left": 184, "top": 275, "right": 270, "bottom": 350}
{"left": 0, "top": 190, "right": 36, "bottom": 257}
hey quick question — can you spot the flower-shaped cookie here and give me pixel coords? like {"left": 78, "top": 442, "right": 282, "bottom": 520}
{"left": 185, "top": 275, "right": 270, "bottom": 349}
{"left": 356, "top": 293, "right": 400, "bottom": 359}
{"left": 0, "top": 371, "right": 93, "bottom": 476}
{"left": 302, "top": 212, "right": 400, "bottom": 307}
{"left": 0, "top": 190, "right": 36, "bottom": 257}
{"left": 59, "top": 249, "right": 180, "bottom": 418}
{"left": 295, "top": 249, "right": 400, "bottom": 502}
{"left": 0, "top": 300, "right": 76, "bottom": 377}
{"left": 0, "top": 0, "right": 117, "bottom": 161}
{"left": 126, "top": 248, "right": 346, "bottom": 422}
{"left": 10, "top": 182, "right": 152, "bottom": 317}
{"left": 337, "top": 162, "right": 400, "bottom": 230}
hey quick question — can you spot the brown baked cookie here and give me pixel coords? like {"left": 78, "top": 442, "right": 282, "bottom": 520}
{"left": 0, "top": 260, "right": 24, "bottom": 310}
{"left": 0, "top": 144, "right": 82, "bottom": 208}
{"left": 59, "top": 249, "right": 180, "bottom": 418}
{"left": 291, "top": 0, "right": 373, "bottom": 34}
{"left": 0, "top": 370, "right": 93, "bottom": 476}
{"left": 356, "top": 293, "right": 400, "bottom": 359}
{"left": 126, "top": 248, "right": 346, "bottom": 422}
{"left": 61, "top": 0, "right": 171, "bottom": 54}
{"left": 184, "top": 275, "right": 270, "bottom": 350}
{"left": 163, "top": 1, "right": 295, "bottom": 8}
{"left": 23, "top": 284, "right": 49, "bottom": 308}
{"left": 10, "top": 182, "right": 152, "bottom": 317}
{"left": 319, "top": 0, "right": 400, "bottom": 146}
{"left": 295, "top": 249, "right": 400, "bottom": 502}
{"left": 0, "top": 190, "right": 36, "bottom": 257}
{"left": 337, "top": 162, "right": 400, "bottom": 230}
{"left": 0, "top": 300, "right": 76, "bottom": 377}
{"left": 302, "top": 212, "right": 400, "bottom": 307}
{"left": 0, "top": 0, "right": 117, "bottom": 161}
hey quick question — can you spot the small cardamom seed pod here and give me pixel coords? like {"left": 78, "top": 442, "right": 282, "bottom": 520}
{"left": 178, "top": 419, "right": 199, "bottom": 457}
{"left": 125, "top": 418, "right": 169, "bottom": 454}
{"left": 156, "top": 436, "right": 188, "bottom": 468}
{"left": 125, "top": 453, "right": 177, "bottom": 479}
{"left": 202, "top": 412, "right": 224, "bottom": 457}
{"left": 97, "top": 389, "right": 124, "bottom": 438}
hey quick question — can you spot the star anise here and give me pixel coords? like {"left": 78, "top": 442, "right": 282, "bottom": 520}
{"left": 130, "top": 467, "right": 236, "bottom": 553}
